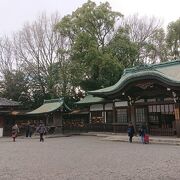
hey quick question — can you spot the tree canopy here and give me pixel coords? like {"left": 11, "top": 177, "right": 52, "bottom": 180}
{"left": 0, "top": 1, "right": 179, "bottom": 108}
{"left": 56, "top": 0, "right": 128, "bottom": 90}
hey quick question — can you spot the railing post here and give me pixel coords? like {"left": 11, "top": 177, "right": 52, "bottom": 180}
{"left": 175, "top": 103, "right": 180, "bottom": 137}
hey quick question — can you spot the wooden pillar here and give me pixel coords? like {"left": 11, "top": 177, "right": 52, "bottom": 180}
{"left": 0, "top": 116, "right": 4, "bottom": 128}
{"left": 103, "top": 104, "right": 106, "bottom": 123}
{"left": 130, "top": 105, "right": 136, "bottom": 133}
{"left": 175, "top": 103, "right": 180, "bottom": 137}
{"left": 89, "top": 112, "right": 91, "bottom": 123}
{"left": 46, "top": 115, "right": 49, "bottom": 126}
{"left": 112, "top": 101, "right": 116, "bottom": 133}
{"left": 144, "top": 107, "right": 149, "bottom": 133}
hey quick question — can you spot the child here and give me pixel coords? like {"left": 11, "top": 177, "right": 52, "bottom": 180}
{"left": 12, "top": 124, "right": 19, "bottom": 142}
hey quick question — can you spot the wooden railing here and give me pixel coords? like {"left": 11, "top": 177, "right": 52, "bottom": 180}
{"left": 149, "top": 128, "right": 175, "bottom": 136}
{"left": 63, "top": 123, "right": 176, "bottom": 136}
{"left": 113, "top": 124, "right": 128, "bottom": 133}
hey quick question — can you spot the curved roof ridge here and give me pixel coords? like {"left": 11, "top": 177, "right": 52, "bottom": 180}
{"left": 44, "top": 98, "right": 64, "bottom": 104}
{"left": 0, "top": 97, "right": 20, "bottom": 106}
{"left": 75, "top": 95, "right": 105, "bottom": 105}
{"left": 123, "top": 59, "right": 180, "bottom": 76}
{"left": 89, "top": 69, "right": 180, "bottom": 96}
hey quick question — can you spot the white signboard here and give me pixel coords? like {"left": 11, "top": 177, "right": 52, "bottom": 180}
{"left": 147, "top": 98, "right": 156, "bottom": 102}
{"left": 115, "top": 101, "right": 128, "bottom": 107}
{"left": 90, "top": 104, "right": 103, "bottom": 111}
{"left": 135, "top": 99, "right": 144, "bottom": 103}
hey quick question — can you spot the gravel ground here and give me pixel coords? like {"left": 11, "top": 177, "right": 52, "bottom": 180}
{"left": 0, "top": 136, "right": 180, "bottom": 180}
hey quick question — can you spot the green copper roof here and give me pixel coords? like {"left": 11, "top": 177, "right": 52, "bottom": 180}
{"left": 27, "top": 99, "right": 64, "bottom": 115}
{"left": 0, "top": 97, "right": 20, "bottom": 106}
{"left": 75, "top": 95, "right": 105, "bottom": 104}
{"left": 89, "top": 60, "right": 180, "bottom": 96}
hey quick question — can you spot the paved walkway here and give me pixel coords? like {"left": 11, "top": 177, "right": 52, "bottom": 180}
{"left": 1, "top": 136, "right": 180, "bottom": 180}
{"left": 3, "top": 132, "right": 180, "bottom": 145}
{"left": 80, "top": 132, "right": 180, "bottom": 145}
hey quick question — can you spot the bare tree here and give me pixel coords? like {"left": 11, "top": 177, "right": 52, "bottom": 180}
{"left": 123, "top": 14, "right": 165, "bottom": 64}
{"left": 13, "top": 12, "right": 70, "bottom": 97}
{"left": 166, "top": 18, "right": 180, "bottom": 60}
{"left": 0, "top": 36, "right": 15, "bottom": 73}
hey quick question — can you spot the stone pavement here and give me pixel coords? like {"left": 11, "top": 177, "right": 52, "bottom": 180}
{"left": 4, "top": 132, "right": 180, "bottom": 145}
{"left": 1, "top": 136, "right": 180, "bottom": 180}
{"left": 79, "top": 132, "right": 180, "bottom": 145}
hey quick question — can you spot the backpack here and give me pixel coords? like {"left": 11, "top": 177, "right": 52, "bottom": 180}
{"left": 128, "top": 127, "right": 132, "bottom": 134}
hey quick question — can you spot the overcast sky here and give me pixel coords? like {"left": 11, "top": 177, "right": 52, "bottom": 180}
{"left": 0, "top": 0, "right": 180, "bottom": 36}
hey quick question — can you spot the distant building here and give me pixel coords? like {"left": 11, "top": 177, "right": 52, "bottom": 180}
{"left": 27, "top": 98, "right": 71, "bottom": 134}
{"left": 0, "top": 98, "right": 20, "bottom": 136}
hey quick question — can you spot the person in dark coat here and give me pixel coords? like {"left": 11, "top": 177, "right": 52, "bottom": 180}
{"left": 25, "top": 122, "right": 33, "bottom": 138}
{"left": 36, "top": 122, "right": 47, "bottom": 142}
{"left": 127, "top": 122, "right": 135, "bottom": 143}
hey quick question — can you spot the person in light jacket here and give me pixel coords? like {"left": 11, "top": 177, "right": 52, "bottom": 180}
{"left": 12, "top": 124, "right": 19, "bottom": 142}
{"left": 36, "top": 122, "right": 47, "bottom": 142}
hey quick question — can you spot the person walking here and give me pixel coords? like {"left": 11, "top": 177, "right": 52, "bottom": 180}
{"left": 25, "top": 122, "right": 33, "bottom": 138}
{"left": 36, "top": 122, "right": 47, "bottom": 142}
{"left": 12, "top": 124, "right": 19, "bottom": 142}
{"left": 127, "top": 122, "right": 135, "bottom": 143}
